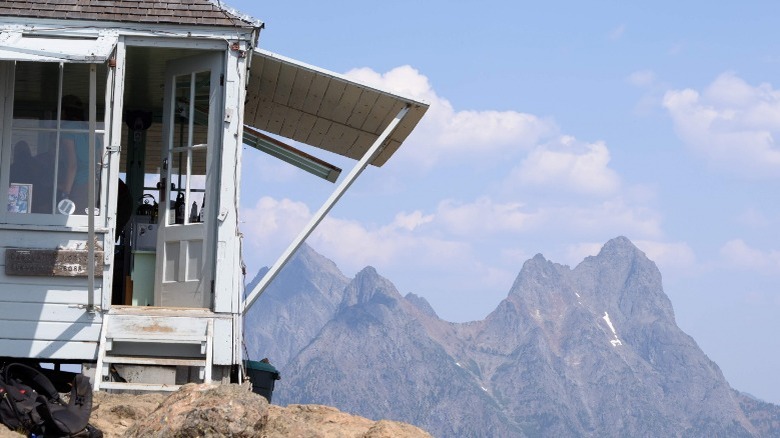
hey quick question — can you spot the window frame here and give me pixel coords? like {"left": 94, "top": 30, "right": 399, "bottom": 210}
{"left": 0, "top": 60, "right": 111, "bottom": 228}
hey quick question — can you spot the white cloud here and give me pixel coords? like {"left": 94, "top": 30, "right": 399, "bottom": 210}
{"left": 390, "top": 210, "right": 434, "bottom": 231}
{"left": 663, "top": 72, "right": 780, "bottom": 178}
{"left": 609, "top": 24, "right": 626, "bottom": 41}
{"left": 240, "top": 195, "right": 473, "bottom": 276}
{"left": 435, "top": 197, "right": 538, "bottom": 236}
{"left": 240, "top": 197, "right": 311, "bottom": 250}
{"left": 508, "top": 136, "right": 621, "bottom": 196}
{"left": 669, "top": 42, "right": 684, "bottom": 56}
{"left": 553, "top": 199, "right": 662, "bottom": 237}
{"left": 736, "top": 208, "right": 771, "bottom": 228}
{"left": 720, "top": 239, "right": 780, "bottom": 273}
{"left": 344, "top": 65, "right": 626, "bottom": 198}
{"left": 435, "top": 196, "right": 660, "bottom": 240}
{"left": 564, "top": 242, "right": 604, "bottom": 266}
{"left": 345, "top": 66, "right": 557, "bottom": 167}
{"left": 634, "top": 240, "right": 697, "bottom": 272}
{"left": 627, "top": 70, "right": 657, "bottom": 88}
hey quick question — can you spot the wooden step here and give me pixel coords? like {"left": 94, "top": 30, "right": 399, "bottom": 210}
{"left": 103, "top": 354, "right": 207, "bottom": 367}
{"left": 99, "top": 381, "right": 181, "bottom": 392}
{"left": 94, "top": 314, "right": 214, "bottom": 392}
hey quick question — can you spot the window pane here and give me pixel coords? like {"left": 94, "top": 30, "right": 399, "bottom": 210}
{"left": 173, "top": 74, "right": 191, "bottom": 149}
{"left": 11, "top": 62, "right": 59, "bottom": 214}
{"left": 62, "top": 63, "right": 106, "bottom": 123}
{"left": 168, "top": 151, "right": 184, "bottom": 225}
{"left": 192, "top": 70, "right": 210, "bottom": 147}
{"left": 8, "top": 61, "right": 107, "bottom": 217}
{"left": 12, "top": 62, "right": 59, "bottom": 127}
{"left": 10, "top": 130, "right": 56, "bottom": 214}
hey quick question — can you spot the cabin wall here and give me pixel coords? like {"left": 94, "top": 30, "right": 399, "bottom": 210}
{"left": 212, "top": 41, "right": 247, "bottom": 316}
{"left": 0, "top": 229, "right": 106, "bottom": 360}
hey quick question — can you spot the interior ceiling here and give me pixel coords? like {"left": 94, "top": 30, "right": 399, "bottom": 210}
{"left": 120, "top": 47, "right": 209, "bottom": 174}
{"left": 123, "top": 46, "right": 204, "bottom": 116}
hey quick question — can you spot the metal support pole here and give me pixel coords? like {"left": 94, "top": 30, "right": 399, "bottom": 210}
{"left": 241, "top": 105, "right": 410, "bottom": 314}
{"left": 88, "top": 64, "right": 97, "bottom": 311}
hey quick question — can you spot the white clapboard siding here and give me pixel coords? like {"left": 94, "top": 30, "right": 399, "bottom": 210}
{"left": 0, "top": 302, "right": 103, "bottom": 323}
{"left": 0, "top": 229, "right": 104, "bottom": 250}
{"left": 0, "top": 276, "right": 100, "bottom": 295}
{"left": 0, "top": 320, "right": 101, "bottom": 341}
{"left": 0, "top": 287, "right": 99, "bottom": 307}
{"left": 0, "top": 339, "right": 98, "bottom": 359}
{"left": 0, "top": 227, "right": 106, "bottom": 360}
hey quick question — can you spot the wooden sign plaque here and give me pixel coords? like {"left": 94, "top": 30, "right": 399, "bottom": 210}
{"left": 5, "top": 248, "right": 104, "bottom": 277}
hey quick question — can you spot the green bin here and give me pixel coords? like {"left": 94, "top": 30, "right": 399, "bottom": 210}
{"left": 244, "top": 360, "right": 281, "bottom": 403}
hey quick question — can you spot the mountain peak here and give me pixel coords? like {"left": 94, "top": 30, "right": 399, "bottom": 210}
{"left": 404, "top": 293, "right": 439, "bottom": 318}
{"left": 507, "top": 251, "right": 565, "bottom": 298}
{"left": 596, "top": 236, "right": 645, "bottom": 260}
{"left": 340, "top": 266, "right": 402, "bottom": 308}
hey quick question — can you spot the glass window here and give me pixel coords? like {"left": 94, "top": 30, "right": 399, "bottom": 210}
{"left": 7, "top": 61, "right": 106, "bottom": 216}
{"left": 165, "top": 70, "right": 209, "bottom": 226}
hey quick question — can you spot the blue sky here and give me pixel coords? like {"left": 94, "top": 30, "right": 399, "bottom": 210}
{"left": 230, "top": 1, "right": 780, "bottom": 403}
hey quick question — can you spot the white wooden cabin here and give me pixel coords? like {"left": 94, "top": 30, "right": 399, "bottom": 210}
{"left": 0, "top": 0, "right": 428, "bottom": 391}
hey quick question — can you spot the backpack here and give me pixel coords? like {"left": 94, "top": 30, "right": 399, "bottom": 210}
{"left": 0, "top": 363, "right": 102, "bottom": 437}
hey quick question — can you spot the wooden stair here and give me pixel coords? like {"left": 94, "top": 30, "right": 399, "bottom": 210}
{"left": 94, "top": 307, "right": 214, "bottom": 392}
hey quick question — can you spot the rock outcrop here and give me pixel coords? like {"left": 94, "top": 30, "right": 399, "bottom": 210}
{"left": 1, "top": 383, "right": 432, "bottom": 437}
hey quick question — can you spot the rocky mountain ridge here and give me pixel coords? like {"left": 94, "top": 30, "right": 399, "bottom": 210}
{"left": 245, "top": 237, "right": 780, "bottom": 437}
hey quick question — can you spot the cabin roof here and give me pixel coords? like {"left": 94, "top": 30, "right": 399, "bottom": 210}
{"left": 0, "top": 0, "right": 260, "bottom": 28}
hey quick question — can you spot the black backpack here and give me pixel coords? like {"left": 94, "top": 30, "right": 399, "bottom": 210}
{"left": 0, "top": 363, "right": 102, "bottom": 437}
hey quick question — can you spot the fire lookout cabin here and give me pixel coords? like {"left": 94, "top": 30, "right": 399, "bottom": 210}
{"left": 0, "top": 0, "right": 428, "bottom": 391}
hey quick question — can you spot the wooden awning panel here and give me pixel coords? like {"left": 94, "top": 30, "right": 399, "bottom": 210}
{"left": 244, "top": 49, "right": 428, "bottom": 167}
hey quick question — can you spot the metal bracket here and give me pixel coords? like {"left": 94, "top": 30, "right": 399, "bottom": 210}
{"left": 230, "top": 41, "right": 247, "bottom": 58}
{"left": 106, "top": 144, "right": 121, "bottom": 153}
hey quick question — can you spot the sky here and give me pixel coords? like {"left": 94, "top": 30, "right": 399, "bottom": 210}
{"left": 229, "top": 0, "right": 780, "bottom": 404}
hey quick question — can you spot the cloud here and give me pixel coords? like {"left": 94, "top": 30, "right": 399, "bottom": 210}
{"left": 609, "top": 24, "right": 626, "bottom": 41}
{"left": 634, "top": 240, "right": 697, "bottom": 271}
{"left": 343, "top": 65, "right": 626, "bottom": 198}
{"left": 551, "top": 199, "right": 662, "bottom": 237}
{"left": 663, "top": 72, "right": 780, "bottom": 178}
{"left": 345, "top": 66, "right": 557, "bottom": 167}
{"left": 627, "top": 70, "right": 657, "bottom": 88}
{"left": 240, "top": 196, "right": 311, "bottom": 249}
{"left": 564, "top": 242, "right": 604, "bottom": 265}
{"left": 240, "top": 195, "right": 473, "bottom": 276}
{"left": 720, "top": 239, "right": 780, "bottom": 273}
{"left": 736, "top": 208, "right": 771, "bottom": 228}
{"left": 435, "top": 197, "right": 538, "bottom": 236}
{"left": 390, "top": 210, "right": 434, "bottom": 231}
{"left": 508, "top": 136, "right": 621, "bottom": 196}
{"left": 436, "top": 196, "right": 660, "bottom": 240}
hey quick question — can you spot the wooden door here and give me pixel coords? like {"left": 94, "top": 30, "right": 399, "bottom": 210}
{"left": 154, "top": 52, "right": 222, "bottom": 308}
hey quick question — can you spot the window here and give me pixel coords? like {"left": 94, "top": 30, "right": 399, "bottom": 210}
{"left": 165, "top": 70, "right": 210, "bottom": 226}
{"left": 5, "top": 61, "right": 107, "bottom": 219}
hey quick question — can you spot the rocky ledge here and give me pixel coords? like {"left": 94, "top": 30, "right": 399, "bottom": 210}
{"left": 0, "top": 383, "right": 432, "bottom": 438}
